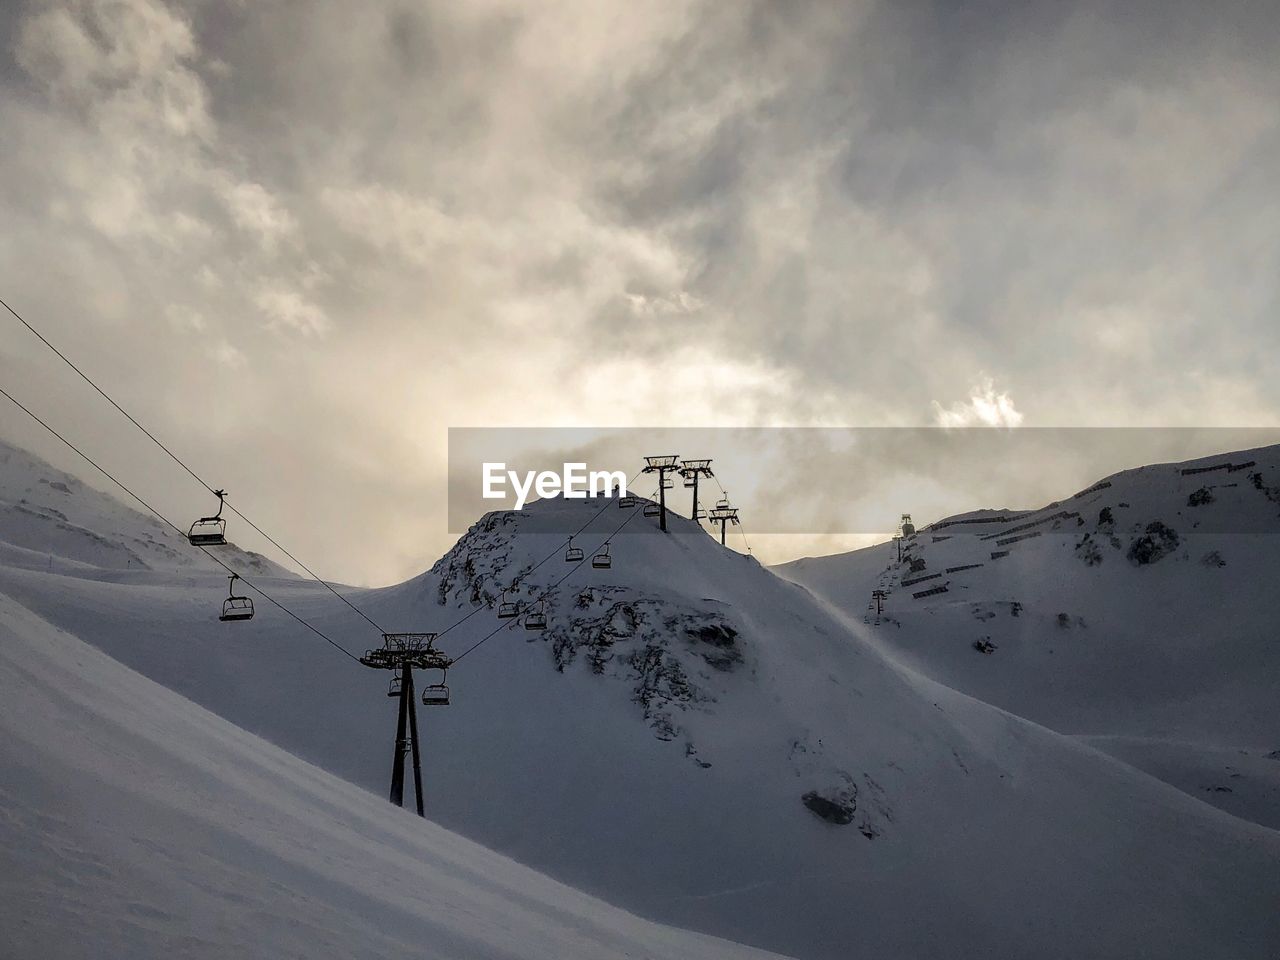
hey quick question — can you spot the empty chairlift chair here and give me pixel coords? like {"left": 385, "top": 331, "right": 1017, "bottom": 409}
{"left": 387, "top": 674, "right": 402, "bottom": 697}
{"left": 421, "top": 669, "right": 450, "bottom": 706}
{"left": 643, "top": 501, "right": 661, "bottom": 518}
{"left": 497, "top": 590, "right": 520, "bottom": 619}
{"left": 564, "top": 537, "right": 584, "bottom": 563}
{"left": 524, "top": 600, "right": 548, "bottom": 631}
{"left": 619, "top": 494, "right": 637, "bottom": 509}
{"left": 218, "top": 573, "right": 254, "bottom": 622}
{"left": 189, "top": 489, "right": 229, "bottom": 546}
{"left": 592, "top": 543, "right": 612, "bottom": 569}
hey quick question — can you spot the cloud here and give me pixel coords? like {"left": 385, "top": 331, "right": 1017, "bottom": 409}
{"left": 933, "top": 377, "right": 1025, "bottom": 429}
{"left": 1, "top": 0, "right": 1278, "bottom": 584}
{"left": 252, "top": 285, "right": 328, "bottom": 337}
{"left": 220, "top": 180, "right": 296, "bottom": 252}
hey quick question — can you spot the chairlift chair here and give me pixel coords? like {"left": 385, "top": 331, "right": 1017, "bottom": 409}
{"left": 565, "top": 538, "right": 584, "bottom": 563}
{"left": 524, "top": 601, "right": 548, "bottom": 631}
{"left": 592, "top": 543, "right": 612, "bottom": 569}
{"left": 619, "top": 494, "right": 637, "bottom": 508}
{"left": 421, "top": 669, "right": 451, "bottom": 706}
{"left": 643, "top": 502, "right": 661, "bottom": 518}
{"left": 189, "top": 489, "right": 229, "bottom": 546}
{"left": 497, "top": 590, "right": 520, "bottom": 619}
{"left": 683, "top": 477, "right": 696, "bottom": 488}
{"left": 422, "top": 683, "right": 451, "bottom": 706}
{"left": 387, "top": 675, "right": 402, "bottom": 698}
{"left": 218, "top": 573, "right": 254, "bottom": 622}
{"left": 661, "top": 477, "right": 674, "bottom": 490}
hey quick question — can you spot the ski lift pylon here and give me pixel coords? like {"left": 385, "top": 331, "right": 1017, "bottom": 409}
{"left": 189, "top": 489, "right": 228, "bottom": 546}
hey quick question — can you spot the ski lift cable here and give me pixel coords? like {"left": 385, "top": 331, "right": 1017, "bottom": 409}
{"left": 434, "top": 468, "right": 645, "bottom": 641}
{"left": 1, "top": 296, "right": 387, "bottom": 636}
{"left": 0, "top": 385, "right": 362, "bottom": 664}
{"left": 450, "top": 495, "right": 646, "bottom": 665}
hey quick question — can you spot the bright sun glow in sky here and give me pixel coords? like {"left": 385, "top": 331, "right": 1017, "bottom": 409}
{"left": 2, "top": 0, "right": 1278, "bottom": 585}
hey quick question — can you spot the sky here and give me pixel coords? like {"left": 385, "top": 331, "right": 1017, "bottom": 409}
{"left": 1, "top": 0, "right": 1278, "bottom": 585}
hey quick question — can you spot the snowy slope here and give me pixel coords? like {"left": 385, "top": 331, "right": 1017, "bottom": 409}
{"left": 0, "top": 439, "right": 290, "bottom": 577}
{"left": 777, "top": 445, "right": 1280, "bottom": 828}
{"left": 0, "top": 592, "right": 785, "bottom": 960}
{"left": 2, "top": 441, "right": 1279, "bottom": 959}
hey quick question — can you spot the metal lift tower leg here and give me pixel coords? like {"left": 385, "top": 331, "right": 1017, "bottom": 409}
{"left": 389, "top": 665, "right": 409, "bottom": 808}
{"left": 406, "top": 667, "right": 425, "bottom": 817}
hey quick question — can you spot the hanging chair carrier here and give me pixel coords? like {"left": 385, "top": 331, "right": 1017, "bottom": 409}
{"left": 189, "top": 489, "right": 228, "bottom": 546}
{"left": 524, "top": 600, "right": 548, "bottom": 631}
{"left": 219, "top": 573, "right": 254, "bottom": 622}
{"left": 421, "top": 668, "right": 451, "bottom": 706}
{"left": 497, "top": 590, "right": 520, "bottom": 619}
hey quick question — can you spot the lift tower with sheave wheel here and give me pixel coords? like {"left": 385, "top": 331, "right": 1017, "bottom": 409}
{"left": 708, "top": 498, "right": 740, "bottom": 546}
{"left": 679, "top": 459, "right": 714, "bottom": 528}
{"left": 642, "top": 455, "right": 681, "bottom": 532}
{"left": 360, "top": 633, "right": 452, "bottom": 817}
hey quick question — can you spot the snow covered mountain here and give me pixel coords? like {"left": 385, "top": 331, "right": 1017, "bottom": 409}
{"left": 1, "top": 438, "right": 1278, "bottom": 959}
{"left": 777, "top": 444, "right": 1280, "bottom": 831}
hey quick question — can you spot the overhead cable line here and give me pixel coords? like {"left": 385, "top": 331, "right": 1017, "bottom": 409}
{"left": 1, "top": 295, "right": 386, "bottom": 634}
{"left": 0, "top": 385, "right": 362, "bottom": 664}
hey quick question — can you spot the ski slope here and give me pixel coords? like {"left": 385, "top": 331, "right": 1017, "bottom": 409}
{"left": 0, "top": 592, "right": 784, "bottom": 960}
{"left": 1, "top": 439, "right": 1279, "bottom": 959}
{"left": 777, "top": 444, "right": 1280, "bottom": 828}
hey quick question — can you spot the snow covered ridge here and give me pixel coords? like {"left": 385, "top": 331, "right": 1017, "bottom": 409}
{"left": 778, "top": 441, "right": 1280, "bottom": 835}
{"left": 913, "top": 443, "right": 1280, "bottom": 539}
{"left": 3, "top": 438, "right": 1280, "bottom": 959}
{"left": 0, "top": 439, "right": 290, "bottom": 577}
{"left": 429, "top": 505, "right": 750, "bottom": 742}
